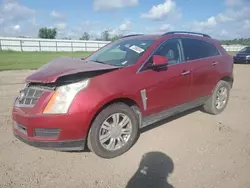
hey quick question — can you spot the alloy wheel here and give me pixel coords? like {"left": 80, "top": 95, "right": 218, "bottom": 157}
{"left": 215, "top": 86, "right": 228, "bottom": 110}
{"left": 99, "top": 113, "right": 132, "bottom": 151}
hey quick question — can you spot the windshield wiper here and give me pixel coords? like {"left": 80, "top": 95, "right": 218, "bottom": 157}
{"left": 92, "top": 60, "right": 123, "bottom": 67}
{"left": 93, "top": 60, "right": 106, "bottom": 64}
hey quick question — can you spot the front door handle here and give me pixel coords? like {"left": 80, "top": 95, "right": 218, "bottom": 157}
{"left": 212, "top": 61, "right": 218, "bottom": 66}
{"left": 180, "top": 70, "right": 191, "bottom": 76}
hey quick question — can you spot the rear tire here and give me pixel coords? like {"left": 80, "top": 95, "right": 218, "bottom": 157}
{"left": 202, "top": 80, "right": 230, "bottom": 115}
{"left": 87, "top": 103, "right": 139, "bottom": 158}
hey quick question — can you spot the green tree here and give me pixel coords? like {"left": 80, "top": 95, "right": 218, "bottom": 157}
{"left": 220, "top": 38, "right": 250, "bottom": 46}
{"left": 111, "top": 34, "right": 123, "bottom": 41}
{"left": 38, "top": 27, "right": 57, "bottom": 39}
{"left": 79, "top": 32, "right": 90, "bottom": 40}
{"left": 101, "top": 30, "right": 110, "bottom": 41}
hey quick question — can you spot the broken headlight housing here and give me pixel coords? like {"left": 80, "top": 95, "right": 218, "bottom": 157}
{"left": 43, "top": 79, "right": 90, "bottom": 114}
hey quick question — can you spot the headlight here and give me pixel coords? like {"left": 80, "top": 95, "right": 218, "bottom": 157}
{"left": 246, "top": 55, "right": 250, "bottom": 60}
{"left": 43, "top": 79, "right": 90, "bottom": 114}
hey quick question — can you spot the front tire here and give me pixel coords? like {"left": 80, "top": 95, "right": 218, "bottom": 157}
{"left": 202, "top": 80, "right": 230, "bottom": 115}
{"left": 87, "top": 103, "right": 139, "bottom": 158}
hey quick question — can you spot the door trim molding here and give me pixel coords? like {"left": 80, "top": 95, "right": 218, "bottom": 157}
{"left": 140, "top": 96, "right": 209, "bottom": 128}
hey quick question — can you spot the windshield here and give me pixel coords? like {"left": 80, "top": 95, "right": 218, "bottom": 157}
{"left": 85, "top": 38, "right": 155, "bottom": 66}
{"left": 240, "top": 47, "right": 250, "bottom": 53}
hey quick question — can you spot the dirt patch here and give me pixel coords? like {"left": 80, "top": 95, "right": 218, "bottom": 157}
{"left": 1, "top": 65, "right": 250, "bottom": 188}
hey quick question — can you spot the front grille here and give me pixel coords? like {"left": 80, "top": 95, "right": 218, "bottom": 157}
{"left": 15, "top": 86, "right": 45, "bottom": 108}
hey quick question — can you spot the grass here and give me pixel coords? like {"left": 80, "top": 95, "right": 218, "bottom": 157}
{"left": 0, "top": 51, "right": 92, "bottom": 70}
{"left": 0, "top": 50, "right": 237, "bottom": 71}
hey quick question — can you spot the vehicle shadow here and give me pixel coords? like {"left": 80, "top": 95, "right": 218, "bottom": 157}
{"left": 141, "top": 107, "right": 200, "bottom": 134}
{"left": 126, "top": 151, "right": 174, "bottom": 188}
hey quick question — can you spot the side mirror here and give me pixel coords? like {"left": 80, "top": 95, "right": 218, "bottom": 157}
{"left": 147, "top": 55, "right": 168, "bottom": 70}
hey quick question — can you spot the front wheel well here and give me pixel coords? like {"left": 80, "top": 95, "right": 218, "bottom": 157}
{"left": 100, "top": 98, "right": 142, "bottom": 125}
{"left": 97, "top": 98, "right": 141, "bottom": 116}
{"left": 86, "top": 98, "right": 142, "bottom": 141}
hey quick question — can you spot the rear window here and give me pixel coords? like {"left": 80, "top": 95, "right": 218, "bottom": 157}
{"left": 182, "top": 38, "right": 220, "bottom": 61}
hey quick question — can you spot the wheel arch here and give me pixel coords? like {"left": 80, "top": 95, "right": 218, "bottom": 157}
{"left": 86, "top": 97, "right": 142, "bottom": 143}
{"left": 220, "top": 75, "right": 234, "bottom": 88}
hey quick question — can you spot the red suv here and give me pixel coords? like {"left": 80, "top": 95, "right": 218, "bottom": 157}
{"left": 12, "top": 31, "right": 234, "bottom": 158}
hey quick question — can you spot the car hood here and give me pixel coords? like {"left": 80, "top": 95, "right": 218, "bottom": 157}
{"left": 236, "top": 53, "right": 250, "bottom": 57}
{"left": 25, "top": 57, "right": 119, "bottom": 83}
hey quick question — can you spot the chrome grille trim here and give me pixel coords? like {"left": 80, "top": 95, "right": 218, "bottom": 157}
{"left": 15, "top": 86, "right": 46, "bottom": 108}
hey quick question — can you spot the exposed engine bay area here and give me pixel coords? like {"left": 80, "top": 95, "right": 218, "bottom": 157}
{"left": 27, "top": 65, "right": 119, "bottom": 89}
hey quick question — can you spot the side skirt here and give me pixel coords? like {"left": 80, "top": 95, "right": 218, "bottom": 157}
{"left": 140, "top": 96, "right": 210, "bottom": 128}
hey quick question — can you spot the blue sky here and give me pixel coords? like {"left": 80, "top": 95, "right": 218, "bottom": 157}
{"left": 0, "top": 0, "right": 250, "bottom": 39}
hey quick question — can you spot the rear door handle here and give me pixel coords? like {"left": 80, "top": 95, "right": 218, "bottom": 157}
{"left": 180, "top": 70, "right": 191, "bottom": 76}
{"left": 212, "top": 61, "right": 218, "bottom": 66}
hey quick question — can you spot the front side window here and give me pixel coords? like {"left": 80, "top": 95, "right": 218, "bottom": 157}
{"left": 146, "top": 38, "right": 182, "bottom": 66}
{"left": 85, "top": 39, "right": 155, "bottom": 67}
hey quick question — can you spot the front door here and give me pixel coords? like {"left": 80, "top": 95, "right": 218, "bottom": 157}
{"left": 136, "top": 38, "right": 192, "bottom": 116}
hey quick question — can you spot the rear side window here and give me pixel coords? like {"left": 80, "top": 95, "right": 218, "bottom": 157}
{"left": 203, "top": 40, "right": 220, "bottom": 57}
{"left": 182, "top": 38, "right": 220, "bottom": 61}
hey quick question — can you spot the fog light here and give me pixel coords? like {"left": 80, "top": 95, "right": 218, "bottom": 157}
{"left": 14, "top": 121, "right": 27, "bottom": 136}
{"left": 34, "top": 128, "right": 60, "bottom": 138}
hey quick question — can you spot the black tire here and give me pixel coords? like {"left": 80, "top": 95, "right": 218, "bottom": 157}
{"left": 87, "top": 103, "right": 139, "bottom": 158}
{"left": 202, "top": 80, "right": 230, "bottom": 115}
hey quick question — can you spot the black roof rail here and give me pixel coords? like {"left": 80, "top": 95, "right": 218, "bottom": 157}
{"left": 163, "top": 31, "right": 211, "bottom": 38}
{"left": 120, "top": 34, "right": 144, "bottom": 38}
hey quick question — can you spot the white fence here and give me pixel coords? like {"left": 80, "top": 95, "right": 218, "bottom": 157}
{"left": 222, "top": 45, "right": 246, "bottom": 52}
{"left": 0, "top": 37, "right": 246, "bottom": 52}
{"left": 0, "top": 37, "right": 110, "bottom": 52}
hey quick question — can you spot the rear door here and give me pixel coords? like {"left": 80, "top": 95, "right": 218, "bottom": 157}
{"left": 136, "top": 38, "right": 192, "bottom": 116}
{"left": 181, "top": 38, "right": 222, "bottom": 101}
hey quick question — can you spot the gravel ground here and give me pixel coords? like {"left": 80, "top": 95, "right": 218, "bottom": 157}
{"left": 0, "top": 65, "right": 250, "bottom": 188}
